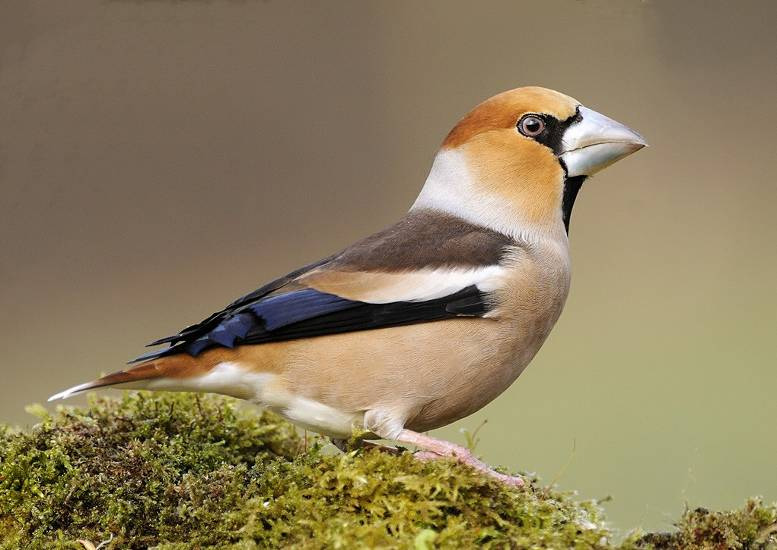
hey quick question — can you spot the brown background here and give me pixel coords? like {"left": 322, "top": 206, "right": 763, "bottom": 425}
{"left": 1, "top": 0, "right": 775, "bottom": 533}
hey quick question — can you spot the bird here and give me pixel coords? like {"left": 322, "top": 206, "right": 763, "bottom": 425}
{"left": 49, "top": 86, "right": 646, "bottom": 487}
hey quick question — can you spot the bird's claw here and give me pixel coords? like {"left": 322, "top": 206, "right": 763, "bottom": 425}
{"left": 412, "top": 444, "right": 525, "bottom": 488}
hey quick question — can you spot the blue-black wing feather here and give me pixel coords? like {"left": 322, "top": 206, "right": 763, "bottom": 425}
{"left": 133, "top": 283, "right": 489, "bottom": 363}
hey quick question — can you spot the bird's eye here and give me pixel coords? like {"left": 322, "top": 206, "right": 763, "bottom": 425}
{"left": 517, "top": 115, "right": 545, "bottom": 137}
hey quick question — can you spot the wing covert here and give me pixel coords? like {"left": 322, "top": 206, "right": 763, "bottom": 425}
{"left": 134, "top": 209, "right": 516, "bottom": 363}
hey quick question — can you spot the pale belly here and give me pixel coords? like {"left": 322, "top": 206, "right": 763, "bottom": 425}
{"left": 230, "top": 312, "right": 560, "bottom": 439}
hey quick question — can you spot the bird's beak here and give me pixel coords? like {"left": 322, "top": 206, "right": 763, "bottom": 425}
{"left": 560, "top": 106, "right": 647, "bottom": 177}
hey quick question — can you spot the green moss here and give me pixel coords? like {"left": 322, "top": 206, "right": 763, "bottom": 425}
{"left": 636, "top": 500, "right": 777, "bottom": 550}
{"left": 0, "top": 392, "right": 774, "bottom": 549}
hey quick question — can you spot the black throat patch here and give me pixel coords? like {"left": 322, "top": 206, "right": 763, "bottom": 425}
{"left": 562, "top": 175, "right": 587, "bottom": 233}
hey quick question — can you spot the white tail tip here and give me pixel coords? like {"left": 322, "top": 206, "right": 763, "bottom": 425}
{"left": 48, "top": 382, "right": 94, "bottom": 402}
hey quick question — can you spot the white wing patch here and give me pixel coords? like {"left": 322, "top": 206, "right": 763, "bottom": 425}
{"left": 300, "top": 265, "right": 506, "bottom": 304}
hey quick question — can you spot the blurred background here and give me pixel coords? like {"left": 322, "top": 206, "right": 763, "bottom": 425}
{"left": 1, "top": 0, "right": 775, "bottom": 535}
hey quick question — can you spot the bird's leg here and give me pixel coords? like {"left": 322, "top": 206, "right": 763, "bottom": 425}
{"left": 330, "top": 437, "right": 351, "bottom": 453}
{"left": 396, "top": 429, "right": 525, "bottom": 488}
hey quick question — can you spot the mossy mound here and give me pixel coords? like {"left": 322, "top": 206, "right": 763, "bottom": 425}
{"left": 638, "top": 501, "right": 777, "bottom": 549}
{"left": 0, "top": 392, "right": 774, "bottom": 549}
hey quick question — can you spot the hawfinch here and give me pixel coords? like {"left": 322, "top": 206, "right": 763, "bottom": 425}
{"left": 50, "top": 87, "right": 646, "bottom": 486}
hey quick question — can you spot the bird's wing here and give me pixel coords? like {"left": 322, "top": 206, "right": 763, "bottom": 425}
{"left": 133, "top": 209, "right": 515, "bottom": 362}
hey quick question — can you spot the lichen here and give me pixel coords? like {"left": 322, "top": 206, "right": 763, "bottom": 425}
{"left": 0, "top": 392, "right": 774, "bottom": 549}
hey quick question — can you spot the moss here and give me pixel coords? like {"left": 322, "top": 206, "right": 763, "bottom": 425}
{"left": 636, "top": 500, "right": 777, "bottom": 550}
{"left": 0, "top": 392, "right": 774, "bottom": 549}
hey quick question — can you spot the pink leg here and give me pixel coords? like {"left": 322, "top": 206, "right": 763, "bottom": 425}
{"left": 396, "top": 429, "right": 524, "bottom": 488}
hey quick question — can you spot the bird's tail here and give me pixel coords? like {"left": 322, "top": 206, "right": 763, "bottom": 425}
{"left": 47, "top": 355, "right": 204, "bottom": 402}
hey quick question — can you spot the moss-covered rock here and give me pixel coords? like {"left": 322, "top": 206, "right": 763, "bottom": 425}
{"left": 0, "top": 392, "right": 774, "bottom": 549}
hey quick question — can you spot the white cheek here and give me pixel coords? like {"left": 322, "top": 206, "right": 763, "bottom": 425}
{"left": 411, "top": 149, "right": 564, "bottom": 243}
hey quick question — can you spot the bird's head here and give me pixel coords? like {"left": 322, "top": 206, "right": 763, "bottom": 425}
{"left": 413, "top": 86, "right": 646, "bottom": 239}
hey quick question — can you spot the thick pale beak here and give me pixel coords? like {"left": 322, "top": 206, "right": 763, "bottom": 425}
{"left": 560, "top": 106, "right": 647, "bottom": 177}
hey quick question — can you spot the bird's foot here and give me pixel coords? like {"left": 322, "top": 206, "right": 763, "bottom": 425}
{"left": 399, "top": 430, "right": 524, "bottom": 488}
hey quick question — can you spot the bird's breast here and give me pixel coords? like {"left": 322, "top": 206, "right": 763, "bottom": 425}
{"left": 403, "top": 243, "right": 572, "bottom": 431}
{"left": 491, "top": 242, "right": 571, "bottom": 334}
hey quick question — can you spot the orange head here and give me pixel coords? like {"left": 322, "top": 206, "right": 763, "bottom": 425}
{"left": 413, "top": 87, "right": 646, "bottom": 238}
